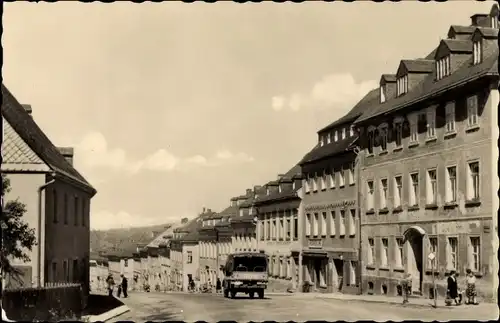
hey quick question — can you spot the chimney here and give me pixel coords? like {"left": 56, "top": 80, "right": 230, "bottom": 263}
{"left": 181, "top": 217, "right": 189, "bottom": 224}
{"left": 22, "top": 104, "right": 33, "bottom": 116}
{"left": 253, "top": 185, "right": 262, "bottom": 193}
{"left": 207, "top": 208, "right": 212, "bottom": 213}
{"left": 202, "top": 207, "right": 206, "bottom": 213}
{"left": 470, "top": 14, "right": 489, "bottom": 27}
{"left": 246, "top": 188, "right": 252, "bottom": 196}
{"left": 57, "top": 147, "right": 74, "bottom": 166}
{"left": 277, "top": 174, "right": 285, "bottom": 181}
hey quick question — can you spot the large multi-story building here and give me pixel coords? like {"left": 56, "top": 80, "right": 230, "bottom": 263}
{"left": 353, "top": 6, "right": 498, "bottom": 300}
{"left": 198, "top": 208, "right": 223, "bottom": 285}
{"left": 1, "top": 85, "right": 96, "bottom": 294}
{"left": 254, "top": 167, "right": 302, "bottom": 291}
{"left": 298, "top": 93, "right": 376, "bottom": 294}
{"left": 230, "top": 189, "right": 260, "bottom": 253}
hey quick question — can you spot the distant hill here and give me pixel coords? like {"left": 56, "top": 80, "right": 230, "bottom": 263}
{"left": 90, "top": 223, "right": 173, "bottom": 258}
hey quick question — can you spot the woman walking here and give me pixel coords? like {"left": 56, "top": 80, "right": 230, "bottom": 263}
{"left": 465, "top": 269, "right": 478, "bottom": 305}
{"left": 446, "top": 270, "right": 459, "bottom": 306}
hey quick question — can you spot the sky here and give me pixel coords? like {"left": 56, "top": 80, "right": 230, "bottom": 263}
{"left": 3, "top": 1, "right": 495, "bottom": 230}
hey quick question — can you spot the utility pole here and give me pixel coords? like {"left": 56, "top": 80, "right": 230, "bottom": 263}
{"left": 215, "top": 227, "right": 220, "bottom": 284}
{"left": 429, "top": 252, "right": 437, "bottom": 308}
{"left": 354, "top": 147, "right": 363, "bottom": 295}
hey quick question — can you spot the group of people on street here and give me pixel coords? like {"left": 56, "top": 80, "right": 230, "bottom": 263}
{"left": 106, "top": 274, "right": 129, "bottom": 298}
{"left": 401, "top": 269, "right": 479, "bottom": 306}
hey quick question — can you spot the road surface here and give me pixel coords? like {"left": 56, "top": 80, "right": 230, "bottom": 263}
{"left": 114, "top": 291, "right": 498, "bottom": 322}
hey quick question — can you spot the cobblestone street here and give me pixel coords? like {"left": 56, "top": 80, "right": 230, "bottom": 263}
{"left": 113, "top": 292, "right": 499, "bottom": 322}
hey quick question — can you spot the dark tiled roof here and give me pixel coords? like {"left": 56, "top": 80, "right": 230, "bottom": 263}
{"left": 401, "top": 59, "right": 434, "bottom": 73}
{"left": 1, "top": 84, "right": 96, "bottom": 194}
{"left": 381, "top": 74, "right": 396, "bottom": 83}
{"left": 175, "top": 216, "right": 203, "bottom": 243}
{"left": 355, "top": 37, "right": 498, "bottom": 124}
{"left": 476, "top": 27, "right": 499, "bottom": 38}
{"left": 448, "top": 25, "right": 476, "bottom": 36}
{"left": 299, "top": 136, "right": 358, "bottom": 166}
{"left": 254, "top": 165, "right": 301, "bottom": 205}
{"left": 318, "top": 87, "right": 379, "bottom": 133}
{"left": 443, "top": 39, "right": 473, "bottom": 53}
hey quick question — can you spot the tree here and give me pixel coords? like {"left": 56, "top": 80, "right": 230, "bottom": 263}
{"left": 1, "top": 174, "right": 37, "bottom": 285}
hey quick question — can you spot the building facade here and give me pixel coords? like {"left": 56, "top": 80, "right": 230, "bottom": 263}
{"left": 1, "top": 85, "right": 96, "bottom": 294}
{"left": 254, "top": 168, "right": 302, "bottom": 291}
{"left": 354, "top": 7, "right": 498, "bottom": 300}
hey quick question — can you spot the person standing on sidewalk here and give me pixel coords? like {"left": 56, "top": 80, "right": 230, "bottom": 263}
{"left": 121, "top": 274, "right": 129, "bottom": 298}
{"left": 465, "top": 269, "right": 478, "bottom": 305}
{"left": 106, "top": 274, "right": 115, "bottom": 297}
{"left": 446, "top": 270, "right": 459, "bottom": 306}
{"left": 401, "top": 273, "right": 412, "bottom": 304}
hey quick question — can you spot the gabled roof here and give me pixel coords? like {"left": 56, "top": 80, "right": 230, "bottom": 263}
{"left": 318, "top": 88, "right": 379, "bottom": 133}
{"left": 473, "top": 27, "right": 499, "bottom": 39}
{"left": 299, "top": 135, "right": 357, "bottom": 167}
{"left": 1, "top": 84, "right": 96, "bottom": 195}
{"left": 146, "top": 222, "right": 184, "bottom": 248}
{"left": 254, "top": 165, "right": 301, "bottom": 205}
{"left": 441, "top": 39, "right": 473, "bottom": 54}
{"left": 354, "top": 37, "right": 498, "bottom": 124}
{"left": 398, "top": 59, "right": 434, "bottom": 75}
{"left": 172, "top": 216, "right": 203, "bottom": 243}
{"left": 448, "top": 25, "right": 476, "bottom": 38}
{"left": 380, "top": 74, "right": 397, "bottom": 84}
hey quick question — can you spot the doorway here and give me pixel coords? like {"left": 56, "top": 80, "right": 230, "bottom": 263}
{"left": 333, "top": 259, "right": 344, "bottom": 291}
{"left": 404, "top": 226, "right": 425, "bottom": 295}
{"left": 314, "top": 259, "right": 322, "bottom": 289}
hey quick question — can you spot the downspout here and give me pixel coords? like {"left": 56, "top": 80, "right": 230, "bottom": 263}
{"left": 37, "top": 172, "right": 56, "bottom": 287}
{"left": 353, "top": 147, "right": 363, "bottom": 295}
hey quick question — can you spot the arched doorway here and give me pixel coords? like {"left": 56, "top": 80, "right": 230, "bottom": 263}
{"left": 403, "top": 226, "right": 426, "bottom": 295}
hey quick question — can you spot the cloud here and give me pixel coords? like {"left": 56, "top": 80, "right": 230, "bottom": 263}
{"left": 73, "top": 131, "right": 254, "bottom": 173}
{"left": 271, "top": 73, "right": 377, "bottom": 112}
{"left": 90, "top": 210, "right": 185, "bottom": 230}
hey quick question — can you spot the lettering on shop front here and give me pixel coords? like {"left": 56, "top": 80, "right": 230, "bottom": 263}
{"left": 436, "top": 221, "right": 479, "bottom": 235}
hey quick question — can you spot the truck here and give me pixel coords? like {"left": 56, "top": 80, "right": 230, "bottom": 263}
{"left": 222, "top": 251, "right": 268, "bottom": 299}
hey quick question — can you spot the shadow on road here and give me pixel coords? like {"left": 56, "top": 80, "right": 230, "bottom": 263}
{"left": 83, "top": 294, "right": 125, "bottom": 316}
{"left": 142, "top": 312, "right": 178, "bottom": 321}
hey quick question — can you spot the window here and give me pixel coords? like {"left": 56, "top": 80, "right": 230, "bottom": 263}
{"left": 53, "top": 189, "right": 59, "bottom": 223}
{"left": 293, "top": 212, "right": 298, "bottom": 240}
{"left": 124, "top": 259, "right": 128, "bottom": 267}
{"left": 409, "top": 116, "right": 418, "bottom": 143}
{"left": 349, "top": 125, "right": 355, "bottom": 137}
{"left": 319, "top": 136, "right": 325, "bottom": 147}
{"left": 279, "top": 218, "right": 284, "bottom": 239}
{"left": 367, "top": 181, "right": 375, "bottom": 210}
{"left": 446, "top": 166, "right": 457, "bottom": 203}
{"left": 492, "top": 16, "right": 499, "bottom": 28}
{"left": 306, "top": 214, "right": 312, "bottom": 236}
{"left": 63, "top": 260, "right": 69, "bottom": 282}
{"left": 292, "top": 181, "right": 296, "bottom": 190}
{"left": 367, "top": 130, "right": 375, "bottom": 154}
{"left": 409, "top": 172, "right": 419, "bottom": 206}
{"left": 304, "top": 178, "right": 310, "bottom": 193}
{"left": 51, "top": 261, "right": 57, "bottom": 282}
{"left": 467, "top": 95, "right": 479, "bottom": 127}
{"left": 397, "top": 75, "right": 408, "bottom": 96}
{"left": 313, "top": 213, "right": 319, "bottom": 236}
{"left": 286, "top": 217, "right": 291, "bottom": 239}
{"left": 436, "top": 56, "right": 451, "bottom": 80}
{"left": 81, "top": 198, "right": 87, "bottom": 227}
{"left": 428, "top": 237, "right": 438, "bottom": 270}
{"left": 272, "top": 218, "right": 277, "bottom": 239}
{"left": 394, "top": 176, "right": 403, "bottom": 208}
{"left": 395, "top": 238, "right": 404, "bottom": 268}
{"left": 266, "top": 188, "right": 270, "bottom": 196}
{"left": 381, "top": 239, "right": 389, "bottom": 267}
{"left": 73, "top": 196, "right": 79, "bottom": 226}
{"left": 320, "top": 175, "right": 326, "bottom": 190}
{"left": 426, "top": 107, "right": 436, "bottom": 139}
{"left": 266, "top": 216, "right": 270, "bottom": 240}
{"left": 334, "top": 130, "right": 338, "bottom": 142}
{"left": 473, "top": 41, "right": 482, "bottom": 65}
{"left": 445, "top": 102, "right": 456, "bottom": 133}
{"left": 339, "top": 169, "right": 345, "bottom": 187}
{"left": 469, "top": 237, "right": 480, "bottom": 272}
{"left": 312, "top": 177, "right": 318, "bottom": 192}
{"left": 378, "top": 126, "right": 388, "bottom": 151}
{"left": 394, "top": 121, "right": 403, "bottom": 147}
{"left": 380, "top": 86, "right": 386, "bottom": 103}
{"left": 426, "top": 169, "right": 437, "bottom": 205}
{"left": 278, "top": 185, "right": 282, "bottom": 193}
{"left": 327, "top": 133, "right": 331, "bottom": 144}
{"left": 349, "top": 209, "right": 356, "bottom": 236}
{"left": 348, "top": 162, "right": 355, "bottom": 185}
{"left": 367, "top": 238, "right": 375, "bottom": 265}
{"left": 447, "top": 237, "right": 458, "bottom": 270}
{"left": 380, "top": 178, "right": 388, "bottom": 209}
{"left": 330, "top": 211, "right": 336, "bottom": 236}
{"left": 467, "top": 161, "right": 480, "bottom": 200}
{"left": 342, "top": 127, "right": 346, "bottom": 140}
{"left": 64, "top": 193, "right": 69, "bottom": 224}
{"left": 339, "top": 210, "right": 346, "bottom": 236}
{"left": 321, "top": 212, "right": 327, "bottom": 236}
{"left": 329, "top": 173, "right": 335, "bottom": 188}
{"left": 187, "top": 251, "right": 193, "bottom": 264}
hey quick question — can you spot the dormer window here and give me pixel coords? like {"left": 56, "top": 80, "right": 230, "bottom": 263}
{"left": 380, "top": 86, "right": 386, "bottom": 103}
{"left": 396, "top": 75, "right": 408, "bottom": 96}
{"left": 367, "top": 128, "right": 375, "bottom": 155}
{"left": 349, "top": 125, "right": 355, "bottom": 137}
{"left": 334, "top": 130, "right": 338, "bottom": 142}
{"left": 492, "top": 16, "right": 498, "bottom": 29}
{"left": 326, "top": 133, "right": 331, "bottom": 144}
{"left": 319, "top": 136, "right": 324, "bottom": 147}
{"left": 473, "top": 41, "right": 482, "bottom": 65}
{"left": 292, "top": 181, "right": 296, "bottom": 190}
{"left": 436, "top": 56, "right": 451, "bottom": 80}
{"left": 278, "top": 185, "right": 282, "bottom": 193}
{"left": 266, "top": 188, "right": 270, "bottom": 195}
{"left": 341, "top": 128, "right": 346, "bottom": 140}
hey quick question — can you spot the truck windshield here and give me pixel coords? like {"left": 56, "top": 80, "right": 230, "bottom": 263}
{"left": 233, "top": 256, "right": 267, "bottom": 272}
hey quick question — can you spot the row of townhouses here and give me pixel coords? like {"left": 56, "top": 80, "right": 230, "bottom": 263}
{"left": 1, "top": 85, "right": 96, "bottom": 294}
{"left": 102, "top": 5, "right": 498, "bottom": 300}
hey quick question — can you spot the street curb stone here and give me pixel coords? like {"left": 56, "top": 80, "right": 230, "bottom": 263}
{"left": 83, "top": 305, "right": 130, "bottom": 322}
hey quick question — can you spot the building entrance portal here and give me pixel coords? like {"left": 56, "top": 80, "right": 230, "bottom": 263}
{"left": 333, "top": 259, "right": 344, "bottom": 291}
{"left": 403, "top": 226, "right": 426, "bottom": 295}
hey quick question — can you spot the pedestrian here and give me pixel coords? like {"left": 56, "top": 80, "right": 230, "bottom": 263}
{"left": 402, "top": 272, "right": 412, "bottom": 304}
{"left": 106, "top": 274, "right": 115, "bottom": 297}
{"left": 446, "top": 270, "right": 459, "bottom": 306}
{"left": 121, "top": 274, "right": 129, "bottom": 298}
{"left": 465, "top": 269, "right": 478, "bottom": 305}
{"left": 117, "top": 280, "right": 122, "bottom": 297}
{"left": 216, "top": 278, "right": 222, "bottom": 293}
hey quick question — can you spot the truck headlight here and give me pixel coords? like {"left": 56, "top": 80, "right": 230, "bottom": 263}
{"left": 233, "top": 281, "right": 243, "bottom": 286}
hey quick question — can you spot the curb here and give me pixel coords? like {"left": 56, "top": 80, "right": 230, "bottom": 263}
{"left": 83, "top": 305, "right": 130, "bottom": 322}
{"left": 313, "top": 296, "right": 460, "bottom": 309}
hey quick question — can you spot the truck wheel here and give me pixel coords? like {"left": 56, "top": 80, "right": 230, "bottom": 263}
{"left": 249, "top": 292, "right": 255, "bottom": 298}
{"left": 258, "top": 289, "right": 264, "bottom": 299}
{"left": 223, "top": 288, "right": 229, "bottom": 298}
{"left": 230, "top": 289, "right": 237, "bottom": 299}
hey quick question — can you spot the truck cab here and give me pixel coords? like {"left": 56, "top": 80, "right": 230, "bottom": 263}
{"left": 222, "top": 252, "right": 268, "bottom": 299}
